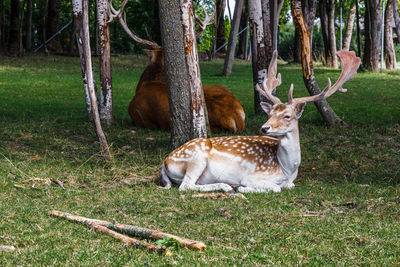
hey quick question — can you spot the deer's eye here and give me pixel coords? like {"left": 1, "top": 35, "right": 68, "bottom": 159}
{"left": 284, "top": 115, "right": 291, "bottom": 119}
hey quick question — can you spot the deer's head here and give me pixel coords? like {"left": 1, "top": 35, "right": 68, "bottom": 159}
{"left": 257, "top": 50, "right": 361, "bottom": 137}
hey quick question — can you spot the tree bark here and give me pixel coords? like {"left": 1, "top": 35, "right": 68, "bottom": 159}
{"left": 319, "top": 0, "right": 338, "bottom": 68}
{"left": 42, "top": 0, "right": 48, "bottom": 53}
{"left": 72, "top": 0, "right": 97, "bottom": 121}
{"left": 292, "top": 0, "right": 344, "bottom": 126}
{"left": 8, "top": 0, "right": 20, "bottom": 56}
{"left": 25, "top": 0, "right": 32, "bottom": 51}
{"left": 223, "top": 0, "right": 244, "bottom": 76}
{"left": 393, "top": 0, "right": 400, "bottom": 43}
{"left": 81, "top": 0, "right": 111, "bottom": 160}
{"left": 215, "top": 0, "right": 227, "bottom": 53}
{"left": 261, "top": 0, "right": 273, "bottom": 63}
{"left": 97, "top": 0, "right": 113, "bottom": 125}
{"left": 46, "top": 0, "right": 61, "bottom": 52}
{"left": 363, "top": 0, "right": 382, "bottom": 72}
{"left": 159, "top": 0, "right": 193, "bottom": 148}
{"left": 180, "top": 0, "right": 209, "bottom": 138}
{"left": 237, "top": 1, "right": 248, "bottom": 59}
{"left": 18, "top": 0, "right": 27, "bottom": 56}
{"left": 343, "top": 4, "right": 356, "bottom": 51}
{"left": 248, "top": 0, "right": 268, "bottom": 114}
{"left": 384, "top": 0, "right": 396, "bottom": 69}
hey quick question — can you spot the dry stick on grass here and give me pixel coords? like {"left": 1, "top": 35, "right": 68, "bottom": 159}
{"left": 49, "top": 210, "right": 206, "bottom": 250}
{"left": 91, "top": 224, "right": 163, "bottom": 253}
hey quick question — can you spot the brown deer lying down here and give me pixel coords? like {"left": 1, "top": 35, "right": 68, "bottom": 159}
{"left": 128, "top": 49, "right": 245, "bottom": 133}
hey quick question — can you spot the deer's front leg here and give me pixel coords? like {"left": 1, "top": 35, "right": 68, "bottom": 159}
{"left": 238, "top": 179, "right": 282, "bottom": 193}
{"left": 179, "top": 160, "right": 234, "bottom": 192}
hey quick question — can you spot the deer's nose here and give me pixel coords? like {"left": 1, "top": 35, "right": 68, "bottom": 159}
{"left": 261, "top": 126, "right": 271, "bottom": 134}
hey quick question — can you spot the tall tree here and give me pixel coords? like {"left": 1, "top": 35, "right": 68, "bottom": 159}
{"left": 8, "top": 0, "right": 20, "bottom": 56}
{"left": 320, "top": 0, "right": 338, "bottom": 68}
{"left": 393, "top": 0, "right": 400, "bottom": 43}
{"left": 215, "top": 0, "right": 226, "bottom": 53}
{"left": 363, "top": 0, "right": 382, "bottom": 72}
{"left": 384, "top": 0, "right": 396, "bottom": 69}
{"left": 159, "top": 0, "right": 195, "bottom": 148}
{"left": 46, "top": 0, "right": 61, "bottom": 52}
{"left": 72, "top": 0, "right": 111, "bottom": 160}
{"left": 223, "top": 0, "right": 244, "bottom": 76}
{"left": 97, "top": 0, "right": 113, "bottom": 124}
{"left": 343, "top": 4, "right": 356, "bottom": 51}
{"left": 292, "top": 0, "right": 344, "bottom": 126}
{"left": 181, "top": 0, "right": 209, "bottom": 138}
{"left": 25, "top": 0, "right": 32, "bottom": 51}
{"left": 237, "top": 0, "right": 249, "bottom": 59}
{"left": 248, "top": 0, "right": 268, "bottom": 114}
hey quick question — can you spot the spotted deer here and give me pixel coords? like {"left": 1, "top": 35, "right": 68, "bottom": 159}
{"left": 161, "top": 50, "right": 361, "bottom": 193}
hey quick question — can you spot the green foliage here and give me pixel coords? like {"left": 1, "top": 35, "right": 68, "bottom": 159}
{"left": 155, "top": 237, "right": 180, "bottom": 250}
{"left": 278, "top": 23, "right": 295, "bottom": 61}
{"left": 0, "top": 55, "right": 399, "bottom": 265}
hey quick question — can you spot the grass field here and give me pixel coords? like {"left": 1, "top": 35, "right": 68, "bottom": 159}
{"left": 0, "top": 54, "right": 399, "bottom": 265}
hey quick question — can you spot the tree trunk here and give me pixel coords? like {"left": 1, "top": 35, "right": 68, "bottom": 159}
{"left": 237, "top": 0, "right": 248, "bottom": 59}
{"left": 261, "top": 0, "right": 273, "bottom": 63}
{"left": 180, "top": 0, "right": 209, "bottom": 138}
{"left": 18, "top": 0, "right": 27, "bottom": 56}
{"left": 159, "top": 0, "right": 193, "bottom": 148}
{"left": 355, "top": 0, "right": 361, "bottom": 56}
{"left": 291, "top": 0, "right": 344, "bottom": 126}
{"left": 363, "top": 0, "right": 382, "bottom": 72}
{"left": 320, "top": 0, "right": 338, "bottom": 68}
{"left": 343, "top": 4, "right": 356, "bottom": 51}
{"left": 25, "top": 0, "right": 32, "bottom": 51}
{"left": 72, "top": 0, "right": 97, "bottom": 121}
{"left": 215, "top": 0, "right": 227, "bottom": 53}
{"left": 0, "top": 0, "right": 4, "bottom": 47}
{"left": 8, "top": 0, "right": 20, "bottom": 56}
{"left": 384, "top": 0, "right": 396, "bottom": 69}
{"left": 248, "top": 0, "right": 268, "bottom": 114}
{"left": 97, "top": 0, "right": 113, "bottom": 125}
{"left": 272, "top": 0, "right": 284, "bottom": 50}
{"left": 94, "top": 0, "right": 99, "bottom": 56}
{"left": 393, "top": 0, "right": 400, "bottom": 43}
{"left": 42, "top": 0, "right": 48, "bottom": 53}
{"left": 46, "top": 0, "right": 61, "bottom": 52}
{"left": 223, "top": 0, "right": 244, "bottom": 76}
{"left": 81, "top": 0, "right": 111, "bottom": 160}
{"left": 293, "top": 30, "right": 302, "bottom": 62}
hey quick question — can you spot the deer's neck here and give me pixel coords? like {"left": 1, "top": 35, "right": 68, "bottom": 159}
{"left": 277, "top": 125, "right": 301, "bottom": 178}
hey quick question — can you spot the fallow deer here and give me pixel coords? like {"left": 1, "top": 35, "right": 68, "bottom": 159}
{"left": 128, "top": 48, "right": 245, "bottom": 132}
{"left": 161, "top": 50, "right": 361, "bottom": 193}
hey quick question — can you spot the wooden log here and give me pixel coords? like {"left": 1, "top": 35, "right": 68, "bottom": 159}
{"left": 90, "top": 224, "right": 163, "bottom": 253}
{"left": 49, "top": 210, "right": 206, "bottom": 250}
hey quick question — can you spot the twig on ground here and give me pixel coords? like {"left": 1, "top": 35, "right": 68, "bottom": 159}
{"left": 51, "top": 179, "right": 66, "bottom": 190}
{"left": 192, "top": 193, "right": 247, "bottom": 200}
{"left": 90, "top": 224, "right": 164, "bottom": 253}
{"left": 49, "top": 210, "right": 206, "bottom": 250}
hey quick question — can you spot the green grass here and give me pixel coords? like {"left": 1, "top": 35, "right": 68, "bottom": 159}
{"left": 0, "top": 54, "right": 399, "bottom": 265}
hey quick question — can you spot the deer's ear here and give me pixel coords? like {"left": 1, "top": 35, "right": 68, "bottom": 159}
{"left": 260, "top": 102, "right": 273, "bottom": 115}
{"left": 294, "top": 103, "right": 306, "bottom": 119}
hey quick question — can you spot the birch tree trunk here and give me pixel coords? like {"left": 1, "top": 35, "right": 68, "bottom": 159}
{"left": 223, "top": 0, "right": 244, "bottom": 76}
{"left": 292, "top": 0, "right": 344, "bottom": 126}
{"left": 159, "top": 0, "right": 193, "bottom": 148}
{"left": 72, "top": 0, "right": 97, "bottom": 121}
{"left": 248, "top": 0, "right": 268, "bottom": 114}
{"left": 180, "top": 0, "right": 209, "bottom": 138}
{"left": 363, "top": 0, "right": 382, "bottom": 72}
{"left": 384, "top": 0, "right": 396, "bottom": 69}
{"left": 81, "top": 0, "right": 111, "bottom": 160}
{"left": 97, "top": 0, "right": 113, "bottom": 125}
{"left": 343, "top": 4, "right": 356, "bottom": 51}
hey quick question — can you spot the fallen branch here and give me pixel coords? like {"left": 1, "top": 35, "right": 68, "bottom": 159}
{"left": 49, "top": 210, "right": 206, "bottom": 250}
{"left": 0, "top": 245, "right": 15, "bottom": 252}
{"left": 91, "top": 224, "right": 163, "bottom": 253}
{"left": 192, "top": 193, "right": 247, "bottom": 200}
{"left": 51, "top": 179, "right": 66, "bottom": 190}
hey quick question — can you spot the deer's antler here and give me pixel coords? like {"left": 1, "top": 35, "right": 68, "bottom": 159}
{"left": 195, "top": 5, "right": 215, "bottom": 39}
{"left": 256, "top": 50, "right": 283, "bottom": 105}
{"left": 289, "top": 50, "right": 361, "bottom": 105}
{"left": 107, "top": 0, "right": 161, "bottom": 49}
